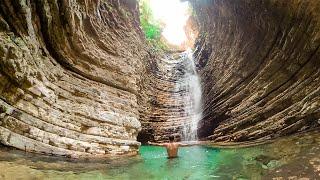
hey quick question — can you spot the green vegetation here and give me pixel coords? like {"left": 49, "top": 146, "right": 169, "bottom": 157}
{"left": 0, "top": 105, "right": 6, "bottom": 113}
{"left": 139, "top": 0, "right": 161, "bottom": 40}
{"left": 139, "top": 0, "right": 168, "bottom": 51}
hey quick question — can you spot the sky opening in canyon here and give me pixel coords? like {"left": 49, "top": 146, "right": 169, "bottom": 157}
{"left": 149, "top": 0, "right": 190, "bottom": 45}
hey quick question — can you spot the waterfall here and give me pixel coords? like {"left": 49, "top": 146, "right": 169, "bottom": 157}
{"left": 180, "top": 50, "right": 202, "bottom": 141}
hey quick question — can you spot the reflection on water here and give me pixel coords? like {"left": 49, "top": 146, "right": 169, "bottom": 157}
{"left": 0, "top": 130, "right": 319, "bottom": 179}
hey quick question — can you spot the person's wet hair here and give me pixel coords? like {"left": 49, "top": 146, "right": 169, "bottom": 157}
{"left": 169, "top": 135, "right": 175, "bottom": 142}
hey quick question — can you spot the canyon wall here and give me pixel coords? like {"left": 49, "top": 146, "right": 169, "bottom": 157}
{"left": 0, "top": 0, "right": 150, "bottom": 157}
{"left": 138, "top": 52, "right": 200, "bottom": 143}
{"left": 1, "top": 0, "right": 320, "bottom": 156}
{"left": 191, "top": 0, "right": 320, "bottom": 142}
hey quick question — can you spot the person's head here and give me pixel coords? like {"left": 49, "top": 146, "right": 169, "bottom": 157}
{"left": 169, "top": 135, "right": 175, "bottom": 142}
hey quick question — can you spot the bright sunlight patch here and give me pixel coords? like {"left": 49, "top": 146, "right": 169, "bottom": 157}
{"left": 149, "top": 0, "right": 190, "bottom": 45}
{"left": 139, "top": 0, "right": 191, "bottom": 48}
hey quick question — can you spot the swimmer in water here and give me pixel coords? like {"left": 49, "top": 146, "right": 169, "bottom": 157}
{"left": 148, "top": 135, "right": 199, "bottom": 158}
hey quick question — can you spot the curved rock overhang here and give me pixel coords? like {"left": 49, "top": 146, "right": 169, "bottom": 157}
{"left": 190, "top": 0, "right": 320, "bottom": 142}
{"left": 1, "top": 0, "right": 320, "bottom": 157}
{"left": 0, "top": 0, "right": 150, "bottom": 157}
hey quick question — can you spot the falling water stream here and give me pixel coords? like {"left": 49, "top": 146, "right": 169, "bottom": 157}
{"left": 0, "top": 51, "right": 319, "bottom": 179}
{"left": 179, "top": 50, "right": 202, "bottom": 141}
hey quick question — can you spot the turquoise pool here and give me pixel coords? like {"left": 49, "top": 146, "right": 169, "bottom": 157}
{"left": 0, "top": 130, "right": 319, "bottom": 179}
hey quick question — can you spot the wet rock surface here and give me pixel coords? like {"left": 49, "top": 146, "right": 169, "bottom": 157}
{"left": 0, "top": 129, "right": 318, "bottom": 179}
{"left": 138, "top": 52, "right": 201, "bottom": 142}
{"left": 262, "top": 130, "right": 320, "bottom": 179}
{"left": 190, "top": 0, "right": 320, "bottom": 142}
{"left": 0, "top": 0, "right": 149, "bottom": 156}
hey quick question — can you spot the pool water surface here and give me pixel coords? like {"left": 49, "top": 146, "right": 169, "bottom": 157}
{"left": 0, "top": 130, "right": 319, "bottom": 179}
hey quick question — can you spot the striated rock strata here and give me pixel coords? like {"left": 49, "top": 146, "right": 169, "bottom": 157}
{"left": 0, "top": 0, "right": 149, "bottom": 157}
{"left": 1, "top": 0, "right": 320, "bottom": 156}
{"left": 190, "top": 0, "right": 320, "bottom": 142}
{"left": 138, "top": 52, "right": 200, "bottom": 142}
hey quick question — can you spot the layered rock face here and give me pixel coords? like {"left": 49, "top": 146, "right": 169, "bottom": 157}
{"left": 191, "top": 0, "right": 320, "bottom": 142}
{"left": 138, "top": 52, "right": 201, "bottom": 142}
{"left": 1, "top": 0, "right": 320, "bottom": 157}
{"left": 0, "top": 0, "right": 149, "bottom": 157}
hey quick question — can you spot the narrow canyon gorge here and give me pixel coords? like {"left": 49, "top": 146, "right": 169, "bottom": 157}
{"left": 0, "top": 0, "right": 319, "bottom": 159}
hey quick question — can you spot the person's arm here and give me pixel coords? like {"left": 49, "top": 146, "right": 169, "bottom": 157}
{"left": 179, "top": 141, "right": 201, "bottom": 147}
{"left": 147, "top": 141, "right": 167, "bottom": 147}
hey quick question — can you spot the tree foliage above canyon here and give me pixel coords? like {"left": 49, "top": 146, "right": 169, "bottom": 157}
{"left": 139, "top": 0, "right": 168, "bottom": 51}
